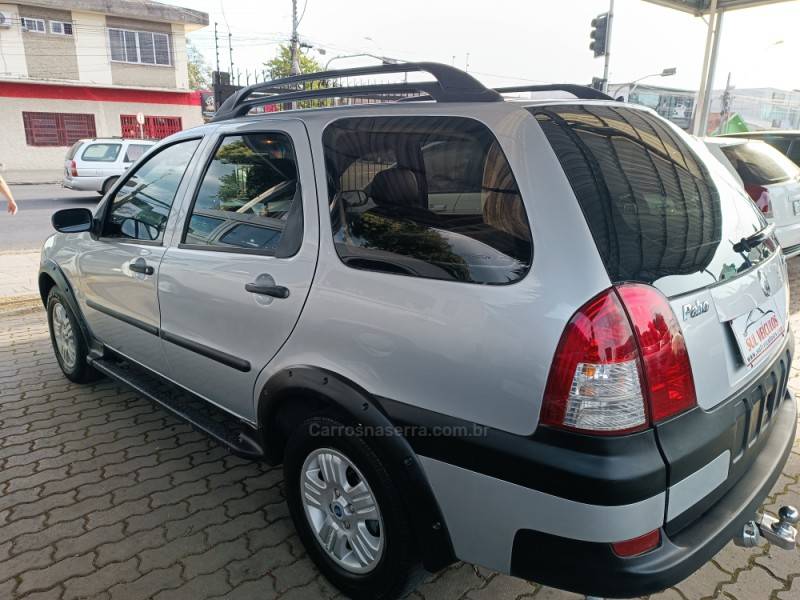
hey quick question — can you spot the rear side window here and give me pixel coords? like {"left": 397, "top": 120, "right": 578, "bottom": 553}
{"left": 124, "top": 144, "right": 151, "bottom": 163}
{"left": 533, "top": 105, "right": 773, "bottom": 295}
{"left": 82, "top": 143, "right": 121, "bottom": 162}
{"left": 323, "top": 116, "right": 532, "bottom": 285}
{"left": 721, "top": 141, "right": 800, "bottom": 185}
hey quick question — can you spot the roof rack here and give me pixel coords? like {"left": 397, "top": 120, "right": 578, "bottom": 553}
{"left": 495, "top": 84, "right": 613, "bottom": 101}
{"left": 211, "top": 62, "right": 502, "bottom": 122}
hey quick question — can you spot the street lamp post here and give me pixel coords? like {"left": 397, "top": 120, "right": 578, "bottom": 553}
{"left": 625, "top": 67, "right": 677, "bottom": 101}
{"left": 324, "top": 53, "right": 402, "bottom": 70}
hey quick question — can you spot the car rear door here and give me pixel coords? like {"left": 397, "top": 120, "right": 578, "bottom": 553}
{"left": 76, "top": 136, "right": 203, "bottom": 372}
{"left": 156, "top": 119, "right": 318, "bottom": 422}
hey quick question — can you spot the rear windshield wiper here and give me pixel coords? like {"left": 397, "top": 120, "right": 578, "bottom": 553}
{"left": 733, "top": 223, "right": 775, "bottom": 253}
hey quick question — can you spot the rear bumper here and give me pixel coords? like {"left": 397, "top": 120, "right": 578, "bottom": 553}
{"left": 509, "top": 387, "right": 796, "bottom": 598}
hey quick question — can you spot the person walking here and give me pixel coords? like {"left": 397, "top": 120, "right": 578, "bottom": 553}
{"left": 0, "top": 174, "right": 17, "bottom": 215}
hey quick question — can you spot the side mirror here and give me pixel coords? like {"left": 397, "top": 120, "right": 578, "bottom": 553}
{"left": 337, "top": 190, "right": 369, "bottom": 207}
{"left": 52, "top": 208, "right": 93, "bottom": 233}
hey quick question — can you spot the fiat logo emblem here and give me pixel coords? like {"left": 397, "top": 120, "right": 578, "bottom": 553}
{"left": 758, "top": 271, "right": 771, "bottom": 297}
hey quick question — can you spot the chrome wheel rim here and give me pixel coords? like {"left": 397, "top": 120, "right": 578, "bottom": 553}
{"left": 300, "top": 447, "right": 385, "bottom": 573}
{"left": 52, "top": 303, "right": 77, "bottom": 369}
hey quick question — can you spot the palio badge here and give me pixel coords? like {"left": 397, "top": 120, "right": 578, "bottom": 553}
{"left": 682, "top": 299, "right": 710, "bottom": 321}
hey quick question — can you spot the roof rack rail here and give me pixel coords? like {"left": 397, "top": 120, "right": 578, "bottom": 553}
{"left": 495, "top": 84, "right": 614, "bottom": 101}
{"left": 211, "top": 62, "right": 502, "bottom": 122}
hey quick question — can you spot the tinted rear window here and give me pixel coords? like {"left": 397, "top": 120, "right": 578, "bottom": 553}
{"left": 323, "top": 116, "right": 532, "bottom": 285}
{"left": 533, "top": 105, "right": 774, "bottom": 296}
{"left": 720, "top": 141, "right": 800, "bottom": 185}
{"left": 65, "top": 141, "right": 82, "bottom": 160}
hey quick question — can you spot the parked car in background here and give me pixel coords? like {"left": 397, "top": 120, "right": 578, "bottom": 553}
{"left": 705, "top": 137, "right": 800, "bottom": 256}
{"left": 41, "top": 63, "right": 799, "bottom": 600}
{"left": 63, "top": 138, "right": 156, "bottom": 196}
{"left": 724, "top": 131, "right": 800, "bottom": 166}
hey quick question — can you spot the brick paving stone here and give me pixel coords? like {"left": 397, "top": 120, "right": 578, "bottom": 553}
{"left": 17, "top": 554, "right": 96, "bottom": 595}
{"left": 62, "top": 557, "right": 139, "bottom": 600}
{"left": 107, "top": 565, "right": 183, "bottom": 600}
{"left": 777, "top": 577, "right": 800, "bottom": 600}
{"left": 675, "top": 559, "right": 732, "bottom": 598}
{"left": 720, "top": 564, "right": 786, "bottom": 599}
{"left": 13, "top": 518, "right": 84, "bottom": 556}
{"left": 181, "top": 537, "right": 250, "bottom": 579}
{"left": 151, "top": 570, "right": 232, "bottom": 600}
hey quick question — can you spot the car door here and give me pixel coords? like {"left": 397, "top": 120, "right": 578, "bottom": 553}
{"left": 76, "top": 136, "right": 203, "bottom": 372}
{"left": 157, "top": 119, "right": 318, "bottom": 421}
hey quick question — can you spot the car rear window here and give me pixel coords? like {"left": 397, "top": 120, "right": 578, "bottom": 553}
{"left": 124, "top": 144, "right": 151, "bottom": 163}
{"left": 323, "top": 116, "right": 532, "bottom": 285}
{"left": 532, "top": 105, "right": 775, "bottom": 297}
{"left": 81, "top": 143, "right": 121, "bottom": 162}
{"left": 65, "top": 141, "right": 82, "bottom": 160}
{"left": 720, "top": 141, "right": 800, "bottom": 185}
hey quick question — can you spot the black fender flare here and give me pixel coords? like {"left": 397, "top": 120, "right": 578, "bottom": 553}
{"left": 39, "top": 259, "right": 94, "bottom": 346}
{"left": 258, "top": 366, "right": 457, "bottom": 572}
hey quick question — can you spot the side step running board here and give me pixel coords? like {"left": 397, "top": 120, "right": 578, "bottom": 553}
{"left": 89, "top": 355, "right": 264, "bottom": 459}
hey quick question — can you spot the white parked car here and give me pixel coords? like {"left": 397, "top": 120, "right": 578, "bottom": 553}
{"left": 63, "top": 138, "right": 156, "bottom": 196}
{"left": 705, "top": 137, "right": 800, "bottom": 257}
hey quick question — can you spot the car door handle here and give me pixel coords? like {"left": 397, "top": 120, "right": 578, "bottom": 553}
{"left": 129, "top": 259, "right": 154, "bottom": 275}
{"left": 245, "top": 282, "right": 290, "bottom": 299}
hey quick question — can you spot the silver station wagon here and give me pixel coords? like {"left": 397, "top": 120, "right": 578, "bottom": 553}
{"left": 41, "top": 63, "right": 798, "bottom": 600}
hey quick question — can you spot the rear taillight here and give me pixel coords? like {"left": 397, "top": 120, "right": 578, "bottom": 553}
{"left": 541, "top": 284, "right": 697, "bottom": 435}
{"left": 745, "top": 184, "right": 771, "bottom": 217}
{"left": 70, "top": 160, "right": 78, "bottom": 177}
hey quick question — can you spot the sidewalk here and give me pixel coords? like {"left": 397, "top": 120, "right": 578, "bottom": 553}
{"left": 0, "top": 250, "right": 41, "bottom": 301}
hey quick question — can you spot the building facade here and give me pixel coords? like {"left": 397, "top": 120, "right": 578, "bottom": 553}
{"left": 0, "top": 0, "right": 208, "bottom": 183}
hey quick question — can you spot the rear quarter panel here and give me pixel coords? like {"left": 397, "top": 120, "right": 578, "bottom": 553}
{"left": 252, "top": 102, "right": 613, "bottom": 436}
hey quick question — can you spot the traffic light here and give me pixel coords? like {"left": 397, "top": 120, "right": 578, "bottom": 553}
{"left": 590, "top": 13, "right": 609, "bottom": 57}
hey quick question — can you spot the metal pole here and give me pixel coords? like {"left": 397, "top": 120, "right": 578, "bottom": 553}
{"left": 699, "top": 9, "right": 723, "bottom": 136}
{"left": 228, "top": 32, "right": 233, "bottom": 78}
{"left": 692, "top": 0, "right": 719, "bottom": 136}
{"left": 602, "top": 0, "right": 614, "bottom": 93}
{"left": 290, "top": 0, "right": 301, "bottom": 75}
{"left": 214, "top": 22, "right": 220, "bottom": 74}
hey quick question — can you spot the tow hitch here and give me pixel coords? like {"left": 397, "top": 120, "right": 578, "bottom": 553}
{"left": 735, "top": 505, "right": 798, "bottom": 550}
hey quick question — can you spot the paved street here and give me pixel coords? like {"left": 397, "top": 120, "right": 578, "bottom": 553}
{"left": 1, "top": 263, "right": 800, "bottom": 600}
{"left": 0, "top": 185, "right": 99, "bottom": 252}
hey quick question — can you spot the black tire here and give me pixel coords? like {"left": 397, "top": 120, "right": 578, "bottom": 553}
{"left": 46, "top": 287, "right": 100, "bottom": 383}
{"left": 101, "top": 176, "right": 118, "bottom": 196}
{"left": 284, "top": 416, "right": 423, "bottom": 600}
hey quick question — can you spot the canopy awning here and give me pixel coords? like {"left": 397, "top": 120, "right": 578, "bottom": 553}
{"left": 641, "top": 0, "right": 794, "bottom": 134}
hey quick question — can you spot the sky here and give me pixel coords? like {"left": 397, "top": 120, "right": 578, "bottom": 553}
{"left": 169, "top": 0, "right": 800, "bottom": 92}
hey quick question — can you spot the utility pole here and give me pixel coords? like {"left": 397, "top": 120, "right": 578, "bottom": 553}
{"left": 228, "top": 32, "right": 234, "bottom": 78}
{"left": 602, "top": 0, "right": 614, "bottom": 93}
{"left": 214, "top": 22, "right": 220, "bottom": 74}
{"left": 465, "top": 52, "right": 470, "bottom": 73}
{"left": 290, "top": 0, "right": 301, "bottom": 75}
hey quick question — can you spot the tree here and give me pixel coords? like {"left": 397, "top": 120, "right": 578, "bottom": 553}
{"left": 187, "top": 41, "right": 211, "bottom": 90}
{"left": 264, "top": 44, "right": 323, "bottom": 78}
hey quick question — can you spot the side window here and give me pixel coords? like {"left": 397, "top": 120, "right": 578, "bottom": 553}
{"left": 81, "top": 143, "right": 121, "bottom": 162}
{"left": 323, "top": 116, "right": 532, "bottom": 285}
{"left": 183, "top": 133, "right": 302, "bottom": 256}
{"left": 103, "top": 138, "right": 200, "bottom": 242}
{"left": 124, "top": 144, "right": 151, "bottom": 163}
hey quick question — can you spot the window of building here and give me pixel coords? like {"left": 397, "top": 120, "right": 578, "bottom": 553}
{"left": 81, "top": 143, "right": 121, "bottom": 162}
{"left": 108, "top": 28, "right": 171, "bottom": 66}
{"left": 49, "top": 20, "right": 73, "bottom": 35}
{"left": 183, "top": 133, "right": 302, "bottom": 256}
{"left": 20, "top": 17, "right": 45, "bottom": 33}
{"left": 323, "top": 116, "right": 532, "bottom": 285}
{"left": 104, "top": 139, "right": 201, "bottom": 242}
{"left": 22, "top": 112, "right": 96, "bottom": 147}
{"left": 120, "top": 115, "right": 182, "bottom": 140}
